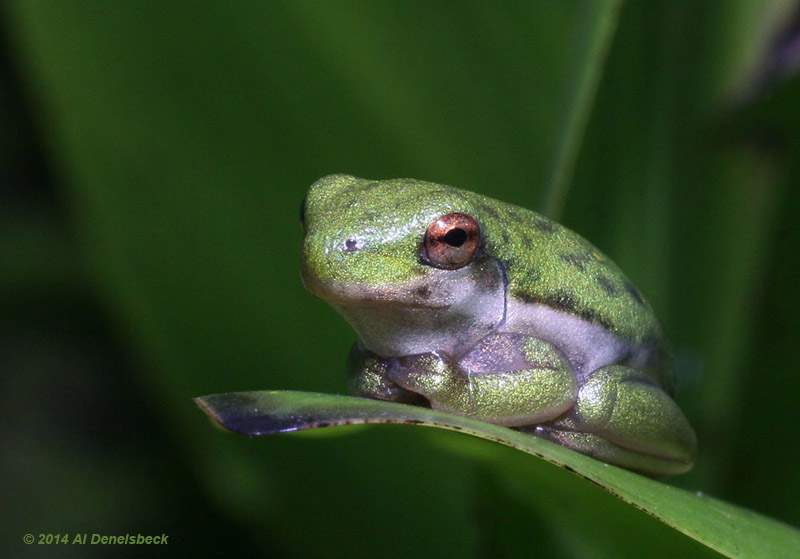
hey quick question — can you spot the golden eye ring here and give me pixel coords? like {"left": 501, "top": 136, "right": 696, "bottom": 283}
{"left": 422, "top": 213, "right": 480, "bottom": 270}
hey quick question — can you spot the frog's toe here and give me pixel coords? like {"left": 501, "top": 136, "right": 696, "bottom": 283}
{"left": 529, "top": 429, "right": 693, "bottom": 476}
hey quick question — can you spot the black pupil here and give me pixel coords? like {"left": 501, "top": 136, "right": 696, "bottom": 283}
{"left": 440, "top": 228, "right": 467, "bottom": 247}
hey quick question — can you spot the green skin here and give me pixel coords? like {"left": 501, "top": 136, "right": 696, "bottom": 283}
{"left": 301, "top": 175, "right": 697, "bottom": 476}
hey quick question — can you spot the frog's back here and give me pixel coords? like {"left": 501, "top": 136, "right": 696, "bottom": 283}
{"left": 462, "top": 191, "right": 670, "bottom": 381}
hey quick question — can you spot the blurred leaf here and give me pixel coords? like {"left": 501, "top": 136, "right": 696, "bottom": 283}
{"left": 197, "top": 390, "right": 800, "bottom": 559}
{"left": 540, "top": 0, "right": 623, "bottom": 218}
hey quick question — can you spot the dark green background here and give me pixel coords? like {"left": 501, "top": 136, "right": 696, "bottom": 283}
{"left": 2, "top": 2, "right": 799, "bottom": 557}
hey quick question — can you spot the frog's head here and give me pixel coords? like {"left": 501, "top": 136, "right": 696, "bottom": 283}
{"left": 301, "top": 175, "right": 506, "bottom": 358}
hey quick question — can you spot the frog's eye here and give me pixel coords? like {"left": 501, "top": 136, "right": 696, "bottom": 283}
{"left": 422, "top": 213, "right": 481, "bottom": 270}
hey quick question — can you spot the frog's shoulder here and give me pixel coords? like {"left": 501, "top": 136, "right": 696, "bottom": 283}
{"left": 465, "top": 192, "right": 664, "bottom": 348}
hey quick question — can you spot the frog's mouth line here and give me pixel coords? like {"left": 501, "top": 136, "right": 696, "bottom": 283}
{"left": 313, "top": 262, "right": 508, "bottom": 312}
{"left": 313, "top": 283, "right": 452, "bottom": 310}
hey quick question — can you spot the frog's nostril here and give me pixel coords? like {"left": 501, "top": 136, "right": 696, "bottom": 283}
{"left": 344, "top": 239, "right": 359, "bottom": 253}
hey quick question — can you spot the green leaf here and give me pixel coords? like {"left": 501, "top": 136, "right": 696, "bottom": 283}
{"left": 197, "top": 390, "right": 800, "bottom": 559}
{"left": 540, "top": 0, "right": 624, "bottom": 218}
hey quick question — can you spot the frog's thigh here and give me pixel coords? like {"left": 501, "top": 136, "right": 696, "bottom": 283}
{"left": 346, "top": 343, "right": 427, "bottom": 405}
{"left": 459, "top": 336, "right": 577, "bottom": 426}
{"left": 461, "top": 366, "right": 577, "bottom": 427}
{"left": 388, "top": 335, "right": 573, "bottom": 426}
{"left": 538, "top": 365, "right": 697, "bottom": 475}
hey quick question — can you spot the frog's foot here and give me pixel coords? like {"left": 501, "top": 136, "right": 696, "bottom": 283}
{"left": 525, "top": 365, "right": 697, "bottom": 476}
{"left": 347, "top": 343, "right": 429, "bottom": 406}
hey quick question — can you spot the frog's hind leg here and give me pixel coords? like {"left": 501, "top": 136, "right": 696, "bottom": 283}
{"left": 524, "top": 365, "right": 697, "bottom": 477}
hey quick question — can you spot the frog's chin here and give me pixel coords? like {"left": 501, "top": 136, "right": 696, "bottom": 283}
{"left": 332, "top": 290, "right": 505, "bottom": 358}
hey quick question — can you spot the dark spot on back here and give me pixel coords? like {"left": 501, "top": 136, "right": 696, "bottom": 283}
{"left": 624, "top": 281, "right": 646, "bottom": 306}
{"left": 542, "top": 289, "right": 615, "bottom": 330}
{"left": 595, "top": 275, "right": 619, "bottom": 295}
{"left": 511, "top": 208, "right": 531, "bottom": 223}
{"left": 515, "top": 284, "right": 616, "bottom": 331}
{"left": 479, "top": 203, "right": 501, "bottom": 219}
{"left": 559, "top": 252, "right": 594, "bottom": 272}
{"left": 533, "top": 218, "right": 556, "bottom": 234}
{"left": 512, "top": 287, "right": 538, "bottom": 305}
{"left": 548, "top": 289, "right": 578, "bottom": 313}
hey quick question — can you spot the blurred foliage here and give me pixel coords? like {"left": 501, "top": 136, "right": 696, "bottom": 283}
{"left": 2, "top": 1, "right": 800, "bottom": 558}
{"left": 195, "top": 390, "right": 800, "bottom": 557}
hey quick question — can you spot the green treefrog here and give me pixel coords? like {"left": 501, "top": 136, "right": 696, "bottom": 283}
{"left": 300, "top": 175, "right": 696, "bottom": 476}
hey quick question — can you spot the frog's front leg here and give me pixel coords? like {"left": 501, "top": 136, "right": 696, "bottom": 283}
{"left": 387, "top": 334, "right": 578, "bottom": 427}
{"left": 347, "top": 343, "right": 429, "bottom": 406}
{"left": 532, "top": 365, "right": 697, "bottom": 476}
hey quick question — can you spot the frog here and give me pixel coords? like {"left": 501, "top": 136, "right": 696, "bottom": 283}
{"left": 300, "top": 174, "right": 697, "bottom": 476}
